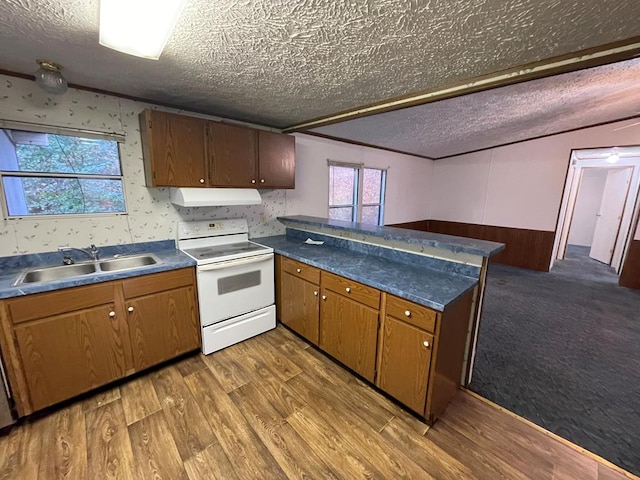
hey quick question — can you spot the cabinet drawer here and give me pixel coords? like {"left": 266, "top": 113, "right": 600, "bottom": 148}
{"left": 7, "top": 283, "right": 116, "bottom": 325}
{"left": 322, "top": 271, "right": 380, "bottom": 309}
{"left": 386, "top": 294, "right": 437, "bottom": 333}
{"left": 281, "top": 257, "right": 320, "bottom": 285}
{"left": 123, "top": 268, "right": 195, "bottom": 299}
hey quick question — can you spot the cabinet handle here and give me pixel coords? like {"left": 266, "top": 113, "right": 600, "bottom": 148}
{"left": 260, "top": 179, "right": 265, "bottom": 183}
{"left": 345, "top": 287, "right": 351, "bottom": 293}
{"left": 199, "top": 178, "right": 205, "bottom": 184}
{"left": 296, "top": 268, "right": 301, "bottom": 273}
{"left": 322, "top": 295, "right": 327, "bottom": 300}
{"left": 127, "top": 306, "right": 134, "bottom": 312}
{"left": 108, "top": 311, "right": 116, "bottom": 318}
{"left": 423, "top": 341, "right": 430, "bottom": 348}
{"left": 251, "top": 179, "right": 256, "bottom": 184}
{"left": 405, "top": 310, "right": 411, "bottom": 317}
{"left": 313, "top": 291, "right": 318, "bottom": 296}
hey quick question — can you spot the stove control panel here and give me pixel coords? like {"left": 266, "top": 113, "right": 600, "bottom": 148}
{"left": 177, "top": 219, "right": 248, "bottom": 240}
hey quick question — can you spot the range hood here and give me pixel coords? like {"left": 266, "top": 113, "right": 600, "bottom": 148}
{"left": 170, "top": 188, "right": 262, "bottom": 207}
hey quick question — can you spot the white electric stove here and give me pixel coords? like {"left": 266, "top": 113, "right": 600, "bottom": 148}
{"left": 177, "top": 219, "right": 276, "bottom": 354}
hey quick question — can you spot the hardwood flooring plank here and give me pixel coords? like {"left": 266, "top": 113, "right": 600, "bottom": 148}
{"left": 201, "top": 346, "right": 252, "bottom": 393}
{"left": 150, "top": 366, "right": 216, "bottom": 461}
{"left": 427, "top": 420, "right": 534, "bottom": 480}
{"left": 440, "top": 400, "right": 556, "bottom": 478}
{"left": 598, "top": 463, "right": 637, "bottom": 480}
{"left": 120, "top": 376, "right": 161, "bottom": 426}
{"left": 453, "top": 392, "right": 601, "bottom": 478}
{"left": 262, "top": 325, "right": 311, "bottom": 350}
{"left": 175, "top": 354, "right": 207, "bottom": 378}
{"left": 288, "top": 371, "right": 394, "bottom": 432}
{"left": 289, "top": 383, "right": 435, "bottom": 479}
{"left": 287, "top": 406, "right": 386, "bottom": 479}
{"left": 380, "top": 417, "right": 474, "bottom": 479}
{"left": 184, "top": 367, "right": 288, "bottom": 480}
{"left": 230, "top": 378, "right": 306, "bottom": 429}
{"left": 184, "top": 442, "right": 239, "bottom": 480}
{"left": 128, "top": 410, "right": 189, "bottom": 480}
{"left": 81, "top": 385, "right": 121, "bottom": 413}
{"left": 246, "top": 334, "right": 303, "bottom": 381}
{"left": 36, "top": 403, "right": 87, "bottom": 480}
{"left": 85, "top": 400, "right": 135, "bottom": 480}
{"left": 0, "top": 418, "right": 42, "bottom": 480}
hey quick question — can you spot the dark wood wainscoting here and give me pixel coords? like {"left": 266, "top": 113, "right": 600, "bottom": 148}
{"left": 389, "top": 220, "right": 555, "bottom": 272}
{"left": 619, "top": 240, "right": 640, "bottom": 290}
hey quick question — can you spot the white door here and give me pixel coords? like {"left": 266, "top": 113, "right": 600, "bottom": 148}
{"left": 589, "top": 168, "right": 633, "bottom": 264}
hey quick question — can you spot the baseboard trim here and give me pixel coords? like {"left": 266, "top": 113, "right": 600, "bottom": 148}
{"left": 460, "top": 388, "right": 640, "bottom": 480}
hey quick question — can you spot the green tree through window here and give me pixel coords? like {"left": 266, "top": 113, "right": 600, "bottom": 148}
{"left": 0, "top": 129, "right": 126, "bottom": 216}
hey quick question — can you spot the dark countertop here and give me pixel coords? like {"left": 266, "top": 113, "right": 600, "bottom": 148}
{"left": 0, "top": 241, "right": 196, "bottom": 300}
{"left": 254, "top": 235, "right": 478, "bottom": 312}
{"left": 278, "top": 215, "right": 505, "bottom": 257}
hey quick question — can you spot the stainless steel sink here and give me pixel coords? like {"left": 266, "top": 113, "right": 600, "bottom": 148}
{"left": 98, "top": 255, "right": 158, "bottom": 272}
{"left": 15, "top": 254, "right": 161, "bottom": 286}
{"left": 17, "top": 263, "right": 98, "bottom": 284}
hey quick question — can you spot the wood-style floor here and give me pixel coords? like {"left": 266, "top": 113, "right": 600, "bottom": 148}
{"left": 0, "top": 325, "right": 633, "bottom": 480}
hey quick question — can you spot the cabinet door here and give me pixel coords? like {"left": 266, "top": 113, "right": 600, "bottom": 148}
{"left": 377, "top": 316, "right": 433, "bottom": 414}
{"left": 319, "top": 290, "right": 378, "bottom": 382}
{"left": 208, "top": 122, "right": 257, "bottom": 187}
{"left": 280, "top": 271, "right": 319, "bottom": 344}
{"left": 258, "top": 130, "right": 295, "bottom": 188}
{"left": 141, "top": 110, "right": 207, "bottom": 187}
{"left": 127, "top": 286, "right": 200, "bottom": 371}
{"left": 14, "top": 304, "right": 127, "bottom": 411}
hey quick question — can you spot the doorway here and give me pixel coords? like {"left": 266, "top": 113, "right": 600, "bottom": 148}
{"left": 554, "top": 147, "right": 640, "bottom": 276}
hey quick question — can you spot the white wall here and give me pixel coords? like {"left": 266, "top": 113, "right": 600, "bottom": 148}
{"left": 288, "top": 134, "right": 433, "bottom": 225}
{"left": 432, "top": 118, "right": 640, "bottom": 232}
{"left": 0, "top": 74, "right": 430, "bottom": 257}
{"left": 567, "top": 168, "right": 608, "bottom": 246}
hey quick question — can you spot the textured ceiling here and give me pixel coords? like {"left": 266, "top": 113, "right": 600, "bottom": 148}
{"left": 0, "top": 0, "right": 640, "bottom": 130}
{"left": 312, "top": 58, "right": 640, "bottom": 158}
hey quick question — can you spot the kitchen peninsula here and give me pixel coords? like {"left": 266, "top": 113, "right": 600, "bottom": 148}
{"left": 256, "top": 215, "right": 503, "bottom": 422}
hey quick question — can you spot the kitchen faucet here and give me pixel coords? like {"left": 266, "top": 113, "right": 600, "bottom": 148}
{"left": 58, "top": 244, "right": 100, "bottom": 262}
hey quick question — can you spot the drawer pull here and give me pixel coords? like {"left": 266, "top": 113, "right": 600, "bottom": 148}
{"left": 199, "top": 178, "right": 205, "bottom": 184}
{"left": 345, "top": 287, "right": 351, "bottom": 293}
{"left": 404, "top": 310, "right": 411, "bottom": 317}
{"left": 127, "top": 306, "right": 134, "bottom": 312}
{"left": 423, "top": 341, "right": 430, "bottom": 348}
{"left": 251, "top": 179, "right": 256, "bottom": 184}
{"left": 322, "top": 295, "right": 327, "bottom": 300}
{"left": 108, "top": 311, "right": 116, "bottom": 318}
{"left": 296, "top": 268, "right": 301, "bottom": 273}
{"left": 313, "top": 291, "right": 318, "bottom": 296}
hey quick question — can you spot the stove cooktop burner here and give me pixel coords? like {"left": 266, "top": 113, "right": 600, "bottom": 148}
{"left": 184, "top": 241, "right": 270, "bottom": 261}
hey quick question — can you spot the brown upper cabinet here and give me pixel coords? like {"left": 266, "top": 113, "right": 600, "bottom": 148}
{"left": 139, "top": 109, "right": 295, "bottom": 189}
{"left": 140, "top": 110, "right": 208, "bottom": 187}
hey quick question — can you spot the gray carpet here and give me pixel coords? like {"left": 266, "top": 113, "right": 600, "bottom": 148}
{"left": 469, "top": 245, "right": 640, "bottom": 475}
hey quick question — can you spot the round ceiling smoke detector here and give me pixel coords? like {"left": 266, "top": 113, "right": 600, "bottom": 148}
{"left": 34, "top": 60, "right": 68, "bottom": 95}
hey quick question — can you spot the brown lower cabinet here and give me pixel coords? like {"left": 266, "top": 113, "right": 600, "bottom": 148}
{"left": 275, "top": 254, "right": 474, "bottom": 422}
{"left": 0, "top": 267, "right": 200, "bottom": 415}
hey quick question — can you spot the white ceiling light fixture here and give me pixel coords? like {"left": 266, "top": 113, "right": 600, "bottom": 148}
{"left": 99, "top": 0, "right": 187, "bottom": 60}
{"left": 34, "top": 60, "right": 68, "bottom": 95}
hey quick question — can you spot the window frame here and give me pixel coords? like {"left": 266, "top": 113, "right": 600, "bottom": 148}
{"left": 0, "top": 122, "right": 128, "bottom": 219}
{"left": 327, "top": 160, "right": 387, "bottom": 226}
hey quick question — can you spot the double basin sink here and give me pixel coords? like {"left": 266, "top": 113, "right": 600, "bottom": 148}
{"left": 15, "top": 254, "right": 160, "bottom": 286}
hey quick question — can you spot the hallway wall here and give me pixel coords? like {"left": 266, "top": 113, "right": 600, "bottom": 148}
{"left": 567, "top": 169, "right": 608, "bottom": 247}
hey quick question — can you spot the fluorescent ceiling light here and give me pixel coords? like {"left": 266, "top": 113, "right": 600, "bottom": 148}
{"left": 99, "top": 0, "right": 187, "bottom": 60}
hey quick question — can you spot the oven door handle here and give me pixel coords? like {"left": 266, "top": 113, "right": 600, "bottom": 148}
{"left": 197, "top": 253, "right": 274, "bottom": 271}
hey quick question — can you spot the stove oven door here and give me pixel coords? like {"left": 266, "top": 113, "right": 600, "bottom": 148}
{"left": 196, "top": 253, "right": 274, "bottom": 326}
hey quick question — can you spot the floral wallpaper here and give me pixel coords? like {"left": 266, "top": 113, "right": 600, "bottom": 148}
{"left": 0, "top": 75, "right": 286, "bottom": 256}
